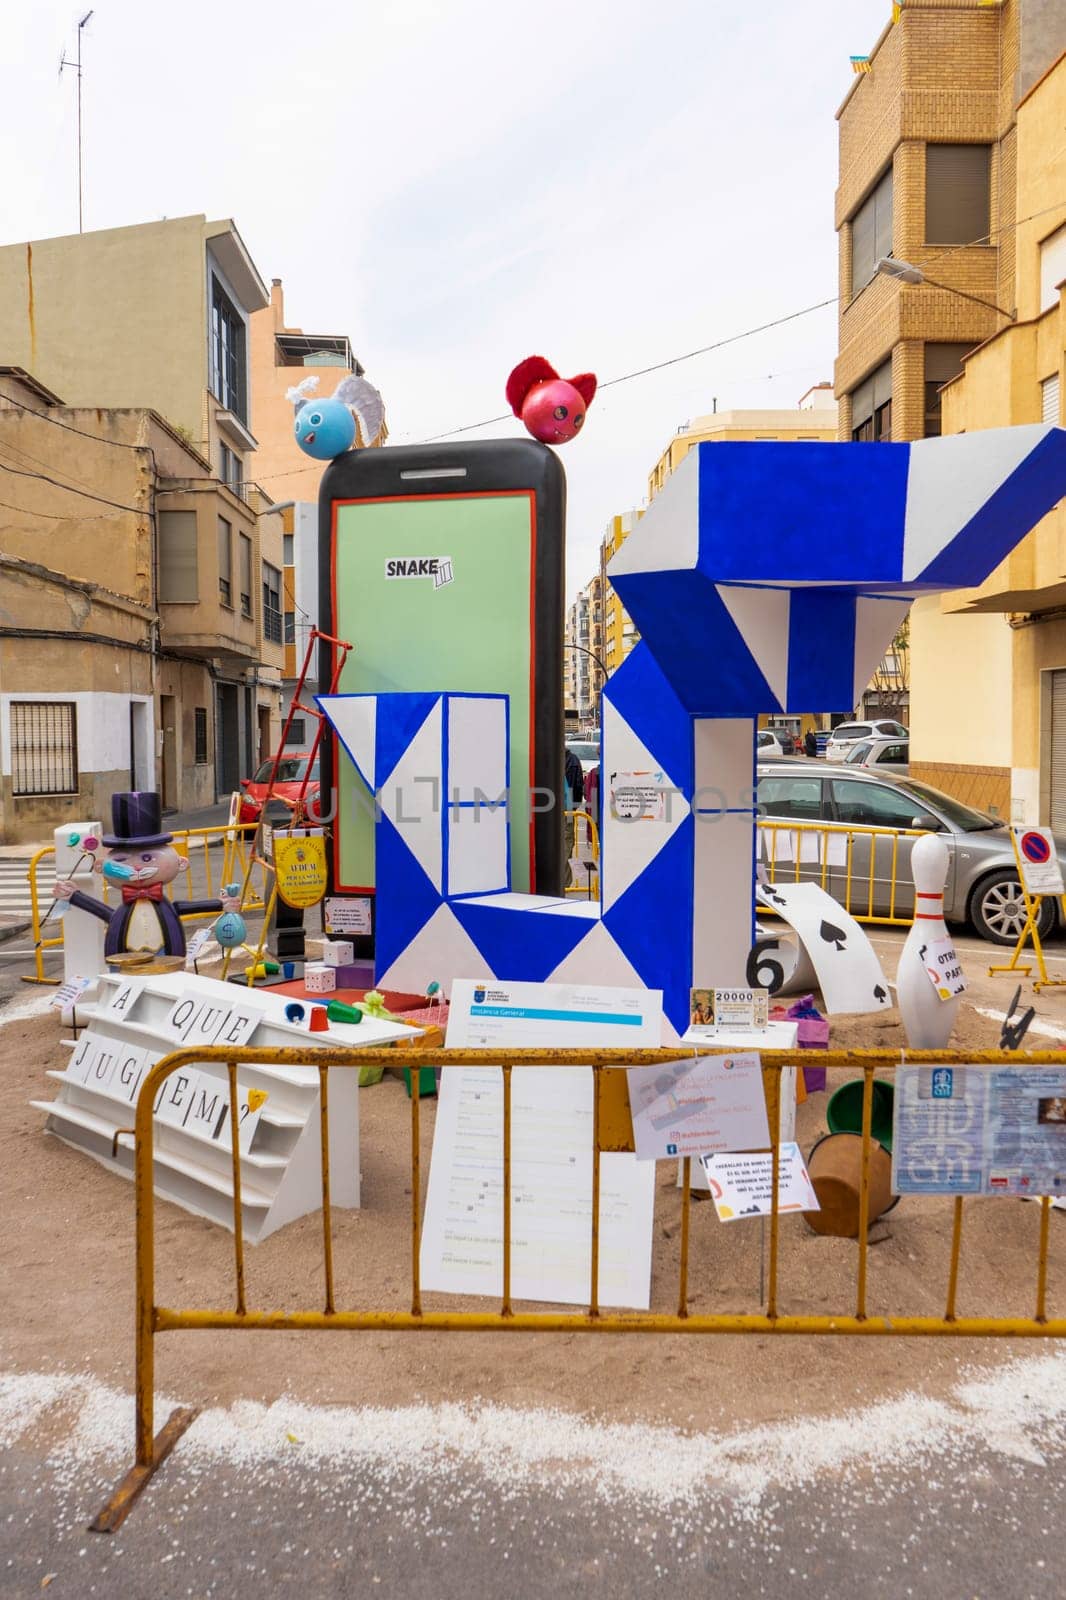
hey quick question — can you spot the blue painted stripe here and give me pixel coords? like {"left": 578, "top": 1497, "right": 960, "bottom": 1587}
{"left": 469, "top": 1004, "right": 643, "bottom": 1026}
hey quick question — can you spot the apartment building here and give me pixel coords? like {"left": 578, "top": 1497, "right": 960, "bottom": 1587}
{"left": 834, "top": 0, "right": 1066, "bottom": 817}
{"left": 0, "top": 370, "right": 284, "bottom": 839}
{"left": 647, "top": 395, "right": 838, "bottom": 502}
{"left": 599, "top": 512, "right": 642, "bottom": 677}
{"left": 0, "top": 216, "right": 287, "bottom": 833}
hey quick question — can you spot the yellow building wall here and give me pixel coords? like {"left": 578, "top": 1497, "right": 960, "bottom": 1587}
{"left": 902, "top": 51, "right": 1066, "bottom": 821}
{"left": 908, "top": 595, "right": 1014, "bottom": 816}
{"left": 0, "top": 217, "right": 209, "bottom": 445}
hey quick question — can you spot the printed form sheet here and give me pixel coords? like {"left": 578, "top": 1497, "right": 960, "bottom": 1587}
{"left": 419, "top": 981, "right": 660, "bottom": 1308}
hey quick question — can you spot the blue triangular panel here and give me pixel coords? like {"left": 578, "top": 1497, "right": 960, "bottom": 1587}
{"left": 603, "top": 819, "right": 695, "bottom": 1036}
{"left": 451, "top": 901, "right": 594, "bottom": 983}
{"left": 601, "top": 645, "right": 694, "bottom": 800}
{"left": 373, "top": 812, "right": 443, "bottom": 978}
{"left": 376, "top": 694, "right": 442, "bottom": 792}
{"left": 610, "top": 569, "right": 782, "bottom": 716}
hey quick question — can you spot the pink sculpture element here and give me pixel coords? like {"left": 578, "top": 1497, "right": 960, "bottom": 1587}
{"left": 505, "top": 356, "right": 597, "bottom": 445}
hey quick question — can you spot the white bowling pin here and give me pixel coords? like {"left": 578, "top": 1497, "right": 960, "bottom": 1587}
{"left": 897, "top": 832, "right": 961, "bottom": 1048}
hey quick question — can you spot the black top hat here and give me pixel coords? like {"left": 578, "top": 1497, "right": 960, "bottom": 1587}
{"left": 102, "top": 791, "right": 173, "bottom": 850}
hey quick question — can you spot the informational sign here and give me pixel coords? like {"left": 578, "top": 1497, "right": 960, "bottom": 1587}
{"left": 918, "top": 933, "right": 966, "bottom": 1000}
{"left": 689, "top": 987, "right": 769, "bottom": 1033}
{"left": 1012, "top": 827, "right": 1064, "bottom": 897}
{"left": 699, "top": 1143, "right": 820, "bottom": 1221}
{"left": 627, "top": 1052, "right": 770, "bottom": 1161}
{"left": 273, "top": 835, "right": 328, "bottom": 908}
{"left": 422, "top": 979, "right": 660, "bottom": 1308}
{"left": 50, "top": 976, "right": 92, "bottom": 1011}
{"left": 893, "top": 1063, "right": 1066, "bottom": 1197}
{"left": 324, "top": 896, "right": 373, "bottom": 938}
{"left": 607, "top": 770, "right": 670, "bottom": 823}
{"left": 446, "top": 979, "right": 663, "bottom": 1049}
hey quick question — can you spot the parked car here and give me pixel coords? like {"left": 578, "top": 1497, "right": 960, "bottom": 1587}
{"left": 566, "top": 737, "right": 601, "bottom": 776}
{"left": 824, "top": 719, "right": 908, "bottom": 761}
{"left": 842, "top": 736, "right": 909, "bottom": 773}
{"left": 239, "top": 754, "right": 322, "bottom": 823}
{"left": 757, "top": 730, "right": 784, "bottom": 758}
{"left": 756, "top": 759, "right": 1059, "bottom": 944}
{"left": 765, "top": 725, "right": 797, "bottom": 755}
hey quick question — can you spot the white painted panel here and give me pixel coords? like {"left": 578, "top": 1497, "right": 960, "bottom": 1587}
{"left": 715, "top": 587, "right": 790, "bottom": 709}
{"left": 376, "top": 903, "right": 493, "bottom": 993}
{"left": 852, "top": 597, "right": 912, "bottom": 708}
{"left": 607, "top": 448, "right": 699, "bottom": 577}
{"left": 317, "top": 694, "right": 377, "bottom": 790}
{"left": 902, "top": 426, "right": 1051, "bottom": 581}
{"left": 693, "top": 717, "right": 755, "bottom": 811}
{"left": 692, "top": 809, "right": 755, "bottom": 987}
{"left": 600, "top": 700, "right": 685, "bottom": 913}
{"left": 448, "top": 805, "right": 509, "bottom": 896}
{"left": 447, "top": 696, "right": 508, "bottom": 800}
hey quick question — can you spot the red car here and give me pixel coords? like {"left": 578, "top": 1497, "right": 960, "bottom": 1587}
{"left": 238, "top": 754, "right": 322, "bottom": 823}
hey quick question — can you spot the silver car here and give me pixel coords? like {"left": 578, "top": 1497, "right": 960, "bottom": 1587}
{"left": 842, "top": 736, "right": 909, "bottom": 773}
{"left": 756, "top": 760, "right": 1061, "bottom": 944}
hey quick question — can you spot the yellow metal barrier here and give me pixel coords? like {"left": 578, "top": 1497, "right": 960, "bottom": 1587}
{"left": 988, "top": 826, "right": 1066, "bottom": 992}
{"left": 759, "top": 818, "right": 926, "bottom": 927}
{"left": 21, "top": 823, "right": 268, "bottom": 985}
{"left": 565, "top": 807, "right": 600, "bottom": 898}
{"left": 91, "top": 1043, "right": 1065, "bottom": 1531}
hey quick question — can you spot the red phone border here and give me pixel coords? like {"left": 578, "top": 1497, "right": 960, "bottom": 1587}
{"left": 328, "top": 488, "right": 539, "bottom": 897}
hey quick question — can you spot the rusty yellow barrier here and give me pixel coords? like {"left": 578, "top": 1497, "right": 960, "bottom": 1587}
{"left": 759, "top": 818, "right": 926, "bottom": 927}
{"left": 91, "top": 1043, "right": 1065, "bottom": 1532}
{"left": 21, "top": 823, "right": 269, "bottom": 985}
{"left": 564, "top": 807, "right": 600, "bottom": 898}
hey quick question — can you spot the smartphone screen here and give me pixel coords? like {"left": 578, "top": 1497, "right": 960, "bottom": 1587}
{"left": 320, "top": 441, "right": 565, "bottom": 903}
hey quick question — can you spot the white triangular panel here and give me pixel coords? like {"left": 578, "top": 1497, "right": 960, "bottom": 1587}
{"left": 379, "top": 698, "right": 443, "bottom": 891}
{"left": 715, "top": 584, "right": 791, "bottom": 708}
{"left": 607, "top": 450, "right": 699, "bottom": 578}
{"left": 545, "top": 920, "right": 645, "bottom": 987}
{"left": 600, "top": 700, "right": 686, "bottom": 914}
{"left": 317, "top": 694, "right": 377, "bottom": 791}
{"left": 902, "top": 425, "right": 1051, "bottom": 582}
{"left": 852, "top": 596, "right": 913, "bottom": 708}
{"left": 376, "top": 904, "right": 492, "bottom": 993}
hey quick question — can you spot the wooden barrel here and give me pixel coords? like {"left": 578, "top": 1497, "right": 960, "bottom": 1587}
{"left": 804, "top": 1132, "right": 894, "bottom": 1238}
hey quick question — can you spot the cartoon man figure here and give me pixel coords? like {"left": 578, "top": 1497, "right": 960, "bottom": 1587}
{"left": 55, "top": 792, "right": 237, "bottom": 959}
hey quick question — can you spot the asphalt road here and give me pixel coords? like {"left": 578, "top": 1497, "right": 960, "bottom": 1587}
{"left": 1, "top": 1432, "right": 1063, "bottom": 1600}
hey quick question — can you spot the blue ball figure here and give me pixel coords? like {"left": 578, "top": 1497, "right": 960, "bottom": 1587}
{"left": 293, "top": 397, "right": 356, "bottom": 461}
{"left": 287, "top": 374, "right": 386, "bottom": 462}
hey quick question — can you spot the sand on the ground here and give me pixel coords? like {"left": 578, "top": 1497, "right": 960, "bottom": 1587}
{"left": 2, "top": 1001, "right": 1062, "bottom": 1436}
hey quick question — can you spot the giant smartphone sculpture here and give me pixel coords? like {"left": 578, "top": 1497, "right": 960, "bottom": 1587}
{"left": 318, "top": 441, "right": 566, "bottom": 908}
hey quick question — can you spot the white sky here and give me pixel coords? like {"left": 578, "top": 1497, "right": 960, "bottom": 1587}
{"left": 3, "top": 0, "right": 887, "bottom": 599}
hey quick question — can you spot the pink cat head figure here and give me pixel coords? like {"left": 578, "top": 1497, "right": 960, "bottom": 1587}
{"left": 505, "top": 356, "right": 597, "bottom": 445}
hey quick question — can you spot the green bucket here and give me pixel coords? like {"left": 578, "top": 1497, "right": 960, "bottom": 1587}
{"left": 826, "top": 1078, "right": 895, "bottom": 1153}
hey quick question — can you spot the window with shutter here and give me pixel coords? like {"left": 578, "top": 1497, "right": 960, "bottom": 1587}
{"left": 158, "top": 511, "right": 199, "bottom": 603}
{"left": 925, "top": 145, "right": 990, "bottom": 245}
{"left": 850, "top": 359, "right": 893, "bottom": 441}
{"left": 923, "top": 343, "right": 973, "bottom": 437}
{"left": 1042, "top": 373, "right": 1061, "bottom": 425}
{"left": 1039, "top": 223, "right": 1066, "bottom": 313}
{"left": 849, "top": 167, "right": 893, "bottom": 297}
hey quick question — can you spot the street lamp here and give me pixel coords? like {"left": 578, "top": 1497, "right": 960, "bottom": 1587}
{"left": 874, "top": 257, "right": 1016, "bottom": 321}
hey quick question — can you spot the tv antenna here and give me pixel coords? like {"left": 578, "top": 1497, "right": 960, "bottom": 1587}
{"left": 59, "top": 11, "right": 94, "bottom": 233}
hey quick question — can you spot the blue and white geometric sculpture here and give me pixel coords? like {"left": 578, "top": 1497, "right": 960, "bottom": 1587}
{"left": 319, "top": 428, "right": 1066, "bottom": 1041}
